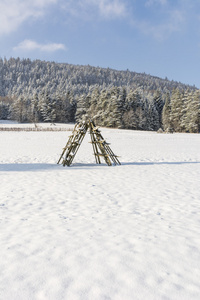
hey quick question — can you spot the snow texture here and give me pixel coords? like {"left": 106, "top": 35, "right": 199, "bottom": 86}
{"left": 0, "top": 122, "right": 200, "bottom": 300}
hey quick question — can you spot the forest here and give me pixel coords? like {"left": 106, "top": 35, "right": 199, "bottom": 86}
{"left": 0, "top": 57, "right": 199, "bottom": 132}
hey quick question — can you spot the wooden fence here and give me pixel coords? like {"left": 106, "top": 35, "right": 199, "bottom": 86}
{"left": 0, "top": 127, "right": 72, "bottom": 132}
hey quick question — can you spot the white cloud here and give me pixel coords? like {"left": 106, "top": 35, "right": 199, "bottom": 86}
{"left": 97, "top": 0, "right": 127, "bottom": 18}
{"left": 134, "top": 9, "right": 185, "bottom": 41}
{"left": 0, "top": 0, "right": 128, "bottom": 37}
{"left": 0, "top": 0, "right": 57, "bottom": 36}
{"left": 130, "top": 2, "right": 186, "bottom": 41}
{"left": 145, "top": 0, "right": 168, "bottom": 7}
{"left": 62, "top": 0, "right": 128, "bottom": 20}
{"left": 13, "top": 39, "right": 66, "bottom": 52}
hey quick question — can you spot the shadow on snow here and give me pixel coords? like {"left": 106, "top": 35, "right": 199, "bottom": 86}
{"left": 0, "top": 163, "right": 106, "bottom": 172}
{"left": 0, "top": 161, "right": 199, "bottom": 172}
{"left": 122, "top": 161, "right": 200, "bottom": 166}
{"left": 0, "top": 163, "right": 59, "bottom": 172}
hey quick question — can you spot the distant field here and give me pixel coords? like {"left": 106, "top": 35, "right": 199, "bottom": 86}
{"left": 0, "top": 120, "right": 73, "bottom": 131}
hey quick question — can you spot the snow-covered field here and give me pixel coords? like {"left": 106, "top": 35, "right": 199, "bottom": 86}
{"left": 0, "top": 122, "right": 200, "bottom": 300}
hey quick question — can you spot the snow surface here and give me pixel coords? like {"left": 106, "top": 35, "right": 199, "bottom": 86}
{"left": 0, "top": 123, "right": 200, "bottom": 300}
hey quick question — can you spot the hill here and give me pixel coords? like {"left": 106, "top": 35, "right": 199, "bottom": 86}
{"left": 0, "top": 57, "right": 196, "bottom": 98}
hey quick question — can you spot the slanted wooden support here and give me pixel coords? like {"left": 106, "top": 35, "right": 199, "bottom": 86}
{"left": 57, "top": 123, "right": 78, "bottom": 164}
{"left": 89, "top": 121, "right": 120, "bottom": 166}
{"left": 57, "top": 120, "right": 120, "bottom": 167}
{"left": 58, "top": 122, "right": 88, "bottom": 166}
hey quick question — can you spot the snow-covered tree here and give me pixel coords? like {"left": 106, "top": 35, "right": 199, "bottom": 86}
{"left": 162, "top": 93, "right": 171, "bottom": 131}
{"left": 145, "top": 100, "right": 160, "bottom": 131}
{"left": 30, "top": 93, "right": 40, "bottom": 124}
{"left": 40, "top": 91, "right": 56, "bottom": 124}
{"left": 170, "top": 89, "right": 184, "bottom": 131}
{"left": 185, "top": 90, "right": 200, "bottom": 133}
{"left": 153, "top": 90, "right": 164, "bottom": 127}
{"left": 11, "top": 96, "right": 27, "bottom": 122}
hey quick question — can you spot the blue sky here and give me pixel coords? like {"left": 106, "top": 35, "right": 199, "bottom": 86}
{"left": 0, "top": 0, "right": 200, "bottom": 88}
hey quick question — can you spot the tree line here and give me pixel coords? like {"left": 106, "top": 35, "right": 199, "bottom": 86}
{"left": 0, "top": 57, "right": 199, "bottom": 132}
{"left": 0, "top": 86, "right": 199, "bottom": 132}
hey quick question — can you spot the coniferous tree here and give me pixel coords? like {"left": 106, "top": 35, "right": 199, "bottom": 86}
{"left": 89, "top": 86, "right": 100, "bottom": 120}
{"left": 0, "top": 97, "right": 11, "bottom": 119}
{"left": 30, "top": 92, "right": 40, "bottom": 124}
{"left": 162, "top": 93, "right": 172, "bottom": 131}
{"left": 122, "top": 109, "right": 137, "bottom": 129}
{"left": 170, "top": 88, "right": 184, "bottom": 131}
{"left": 117, "top": 87, "right": 126, "bottom": 128}
{"left": 95, "top": 89, "right": 110, "bottom": 125}
{"left": 40, "top": 91, "right": 56, "bottom": 124}
{"left": 123, "top": 88, "right": 142, "bottom": 129}
{"left": 11, "top": 95, "right": 27, "bottom": 122}
{"left": 107, "top": 88, "right": 119, "bottom": 127}
{"left": 153, "top": 90, "right": 164, "bottom": 127}
{"left": 185, "top": 90, "right": 200, "bottom": 132}
{"left": 136, "top": 105, "right": 147, "bottom": 130}
{"left": 54, "top": 93, "right": 66, "bottom": 123}
{"left": 75, "top": 93, "right": 87, "bottom": 122}
{"left": 145, "top": 100, "right": 160, "bottom": 131}
{"left": 179, "top": 89, "right": 192, "bottom": 132}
